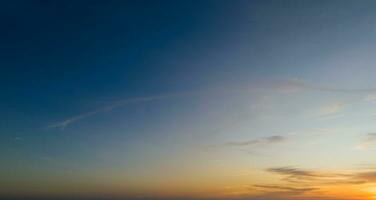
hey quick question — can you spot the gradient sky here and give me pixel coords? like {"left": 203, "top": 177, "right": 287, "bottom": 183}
{"left": 3, "top": 1, "right": 376, "bottom": 200}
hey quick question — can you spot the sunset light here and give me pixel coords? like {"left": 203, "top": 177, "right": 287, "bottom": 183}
{"left": 2, "top": 1, "right": 376, "bottom": 200}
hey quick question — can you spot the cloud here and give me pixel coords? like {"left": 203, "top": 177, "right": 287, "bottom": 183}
{"left": 266, "top": 135, "right": 285, "bottom": 142}
{"left": 47, "top": 93, "right": 191, "bottom": 129}
{"left": 267, "top": 167, "right": 332, "bottom": 184}
{"left": 225, "top": 135, "right": 286, "bottom": 147}
{"left": 253, "top": 184, "right": 318, "bottom": 195}
{"left": 317, "top": 102, "right": 344, "bottom": 117}
{"left": 354, "top": 171, "right": 376, "bottom": 182}
{"left": 47, "top": 109, "right": 102, "bottom": 129}
{"left": 317, "top": 102, "right": 345, "bottom": 120}
{"left": 357, "top": 133, "right": 376, "bottom": 150}
{"left": 217, "top": 166, "right": 376, "bottom": 200}
{"left": 267, "top": 167, "right": 318, "bottom": 178}
{"left": 272, "top": 78, "right": 376, "bottom": 94}
{"left": 266, "top": 166, "right": 376, "bottom": 186}
{"left": 46, "top": 77, "right": 374, "bottom": 130}
{"left": 245, "top": 166, "right": 376, "bottom": 200}
{"left": 239, "top": 193, "right": 360, "bottom": 200}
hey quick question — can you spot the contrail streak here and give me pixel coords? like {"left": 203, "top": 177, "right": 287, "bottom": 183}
{"left": 46, "top": 92, "right": 192, "bottom": 129}
{"left": 47, "top": 78, "right": 376, "bottom": 129}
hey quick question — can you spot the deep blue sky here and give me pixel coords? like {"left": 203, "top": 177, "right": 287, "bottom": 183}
{"left": 0, "top": 0, "right": 249, "bottom": 129}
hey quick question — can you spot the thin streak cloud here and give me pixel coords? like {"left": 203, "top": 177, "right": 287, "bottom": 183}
{"left": 253, "top": 184, "right": 318, "bottom": 195}
{"left": 47, "top": 78, "right": 374, "bottom": 130}
{"left": 273, "top": 78, "right": 376, "bottom": 94}
{"left": 267, "top": 167, "right": 318, "bottom": 178}
{"left": 265, "top": 166, "right": 376, "bottom": 186}
{"left": 225, "top": 135, "right": 286, "bottom": 147}
{"left": 47, "top": 93, "right": 190, "bottom": 129}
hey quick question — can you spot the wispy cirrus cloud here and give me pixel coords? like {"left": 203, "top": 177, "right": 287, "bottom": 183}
{"left": 267, "top": 167, "right": 319, "bottom": 179}
{"left": 272, "top": 78, "right": 376, "bottom": 94}
{"left": 264, "top": 166, "right": 376, "bottom": 186}
{"left": 241, "top": 166, "right": 376, "bottom": 200}
{"left": 47, "top": 78, "right": 375, "bottom": 130}
{"left": 317, "top": 102, "right": 344, "bottom": 117}
{"left": 253, "top": 184, "right": 318, "bottom": 195}
{"left": 224, "top": 135, "right": 286, "bottom": 147}
{"left": 47, "top": 92, "right": 191, "bottom": 129}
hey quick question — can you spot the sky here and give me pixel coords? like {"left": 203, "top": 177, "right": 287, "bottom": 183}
{"left": 3, "top": 0, "right": 376, "bottom": 200}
